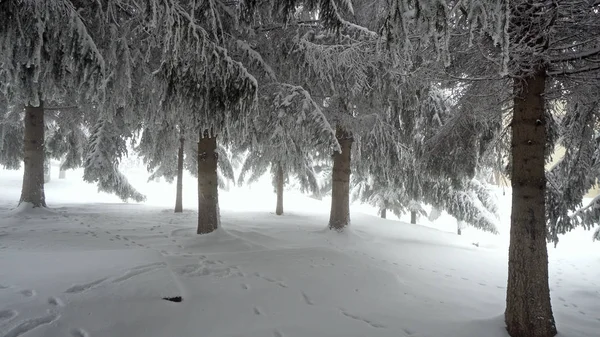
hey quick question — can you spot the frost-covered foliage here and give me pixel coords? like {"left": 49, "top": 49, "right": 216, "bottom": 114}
{"left": 136, "top": 124, "right": 181, "bottom": 183}
{"left": 0, "top": 105, "right": 23, "bottom": 169}
{"left": 45, "top": 110, "right": 88, "bottom": 171}
{"left": 83, "top": 114, "right": 145, "bottom": 202}
{"left": 548, "top": 88, "right": 600, "bottom": 242}
{"left": 237, "top": 84, "right": 338, "bottom": 194}
{"left": 0, "top": 0, "right": 105, "bottom": 106}
{"left": 425, "top": 179, "right": 500, "bottom": 234}
{"left": 391, "top": 0, "right": 600, "bottom": 242}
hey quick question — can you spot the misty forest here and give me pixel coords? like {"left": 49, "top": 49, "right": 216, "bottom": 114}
{"left": 1, "top": 1, "right": 600, "bottom": 337}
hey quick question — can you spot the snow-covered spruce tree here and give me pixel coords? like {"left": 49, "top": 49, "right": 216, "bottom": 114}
{"left": 237, "top": 85, "right": 336, "bottom": 215}
{"left": 0, "top": 0, "right": 105, "bottom": 207}
{"left": 382, "top": 1, "right": 600, "bottom": 335}
{"left": 149, "top": 2, "right": 259, "bottom": 235}
{"left": 548, "top": 85, "right": 600, "bottom": 242}
{"left": 44, "top": 108, "right": 88, "bottom": 176}
{"left": 83, "top": 112, "right": 145, "bottom": 202}
{"left": 273, "top": 0, "right": 394, "bottom": 231}
{"left": 0, "top": 104, "right": 24, "bottom": 170}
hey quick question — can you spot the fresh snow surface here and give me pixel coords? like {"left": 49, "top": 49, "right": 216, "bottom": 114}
{"left": 1, "top": 166, "right": 599, "bottom": 337}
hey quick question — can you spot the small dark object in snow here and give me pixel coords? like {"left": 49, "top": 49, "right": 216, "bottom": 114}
{"left": 472, "top": 242, "right": 480, "bottom": 247}
{"left": 163, "top": 296, "right": 183, "bottom": 303}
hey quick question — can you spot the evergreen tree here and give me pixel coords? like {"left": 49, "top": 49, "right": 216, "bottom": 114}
{"left": 0, "top": 0, "right": 106, "bottom": 207}
{"left": 381, "top": 1, "right": 600, "bottom": 335}
{"left": 83, "top": 113, "right": 145, "bottom": 202}
{"left": 237, "top": 85, "right": 336, "bottom": 215}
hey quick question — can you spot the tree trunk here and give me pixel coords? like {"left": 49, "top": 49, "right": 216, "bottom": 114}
{"left": 275, "top": 162, "right": 284, "bottom": 215}
{"left": 174, "top": 136, "right": 184, "bottom": 213}
{"left": 58, "top": 166, "right": 66, "bottom": 179}
{"left": 329, "top": 127, "right": 352, "bottom": 231}
{"left": 457, "top": 220, "right": 465, "bottom": 235}
{"left": 380, "top": 207, "right": 387, "bottom": 219}
{"left": 197, "top": 130, "right": 219, "bottom": 234}
{"left": 410, "top": 211, "right": 417, "bottom": 224}
{"left": 505, "top": 70, "right": 556, "bottom": 337}
{"left": 19, "top": 103, "right": 46, "bottom": 207}
{"left": 43, "top": 159, "right": 51, "bottom": 183}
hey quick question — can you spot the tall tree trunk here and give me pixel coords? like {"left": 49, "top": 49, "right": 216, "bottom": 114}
{"left": 197, "top": 130, "right": 219, "bottom": 234}
{"left": 58, "top": 160, "right": 66, "bottom": 179}
{"left": 19, "top": 103, "right": 46, "bottom": 207}
{"left": 43, "top": 159, "right": 51, "bottom": 183}
{"left": 379, "top": 207, "right": 387, "bottom": 219}
{"left": 410, "top": 211, "right": 417, "bottom": 224}
{"left": 329, "top": 127, "right": 352, "bottom": 230}
{"left": 457, "top": 220, "right": 465, "bottom": 236}
{"left": 275, "top": 162, "right": 284, "bottom": 215}
{"left": 174, "top": 135, "right": 184, "bottom": 213}
{"left": 505, "top": 70, "right": 556, "bottom": 337}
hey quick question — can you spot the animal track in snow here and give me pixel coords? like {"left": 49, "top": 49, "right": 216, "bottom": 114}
{"left": 178, "top": 260, "right": 244, "bottom": 278}
{"left": 241, "top": 284, "right": 250, "bottom": 290}
{"left": 254, "top": 272, "right": 287, "bottom": 288}
{"left": 70, "top": 328, "right": 89, "bottom": 337}
{"left": 253, "top": 307, "right": 262, "bottom": 315}
{"left": 19, "top": 289, "right": 35, "bottom": 297}
{"left": 112, "top": 263, "right": 166, "bottom": 283}
{"left": 65, "top": 278, "right": 109, "bottom": 294}
{"left": 1, "top": 312, "right": 59, "bottom": 337}
{"left": 340, "top": 310, "right": 386, "bottom": 328}
{"left": 301, "top": 291, "right": 314, "bottom": 305}
{"left": 0, "top": 309, "right": 17, "bottom": 323}
{"left": 47, "top": 296, "right": 64, "bottom": 307}
{"left": 272, "top": 329, "right": 284, "bottom": 337}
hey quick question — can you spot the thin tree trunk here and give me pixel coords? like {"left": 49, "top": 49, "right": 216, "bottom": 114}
{"left": 19, "top": 103, "right": 46, "bottom": 207}
{"left": 505, "top": 70, "right": 556, "bottom": 337}
{"left": 275, "top": 162, "right": 284, "bottom": 215}
{"left": 329, "top": 126, "right": 352, "bottom": 230}
{"left": 197, "top": 130, "right": 219, "bottom": 234}
{"left": 43, "top": 159, "right": 51, "bottom": 183}
{"left": 58, "top": 165, "right": 66, "bottom": 179}
{"left": 410, "top": 211, "right": 417, "bottom": 224}
{"left": 380, "top": 207, "right": 387, "bottom": 219}
{"left": 174, "top": 135, "right": 184, "bottom": 213}
{"left": 457, "top": 220, "right": 465, "bottom": 236}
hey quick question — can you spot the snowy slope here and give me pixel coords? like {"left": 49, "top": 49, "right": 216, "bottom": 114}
{"left": 0, "top": 167, "right": 599, "bottom": 337}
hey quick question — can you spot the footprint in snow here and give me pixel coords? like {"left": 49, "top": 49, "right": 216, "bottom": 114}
{"left": 19, "top": 289, "right": 36, "bottom": 297}
{"left": 0, "top": 309, "right": 18, "bottom": 323}
{"left": 403, "top": 327, "right": 417, "bottom": 336}
{"left": 48, "top": 296, "right": 64, "bottom": 307}
{"left": 241, "top": 284, "right": 250, "bottom": 290}
{"left": 253, "top": 307, "right": 262, "bottom": 315}
{"left": 70, "top": 328, "right": 90, "bottom": 337}
{"left": 301, "top": 291, "right": 314, "bottom": 305}
{"left": 3, "top": 313, "right": 59, "bottom": 337}
{"left": 273, "top": 329, "right": 284, "bottom": 337}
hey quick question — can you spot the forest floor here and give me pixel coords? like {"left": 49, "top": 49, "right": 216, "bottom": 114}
{"left": 0, "top": 166, "right": 599, "bottom": 337}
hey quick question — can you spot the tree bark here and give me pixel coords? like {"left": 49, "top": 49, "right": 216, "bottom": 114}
{"left": 410, "top": 211, "right": 417, "bottom": 224}
{"left": 19, "top": 103, "right": 46, "bottom": 207}
{"left": 380, "top": 207, "right": 387, "bottom": 219}
{"left": 329, "top": 126, "right": 352, "bottom": 230}
{"left": 174, "top": 135, "right": 184, "bottom": 213}
{"left": 275, "top": 162, "right": 284, "bottom": 215}
{"left": 197, "top": 130, "right": 219, "bottom": 234}
{"left": 505, "top": 70, "right": 556, "bottom": 337}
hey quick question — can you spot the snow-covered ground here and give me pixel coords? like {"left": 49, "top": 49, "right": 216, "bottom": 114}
{"left": 1, "top": 165, "right": 599, "bottom": 337}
